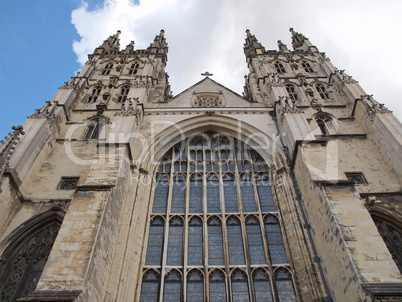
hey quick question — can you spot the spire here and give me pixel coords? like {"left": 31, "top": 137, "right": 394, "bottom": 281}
{"left": 244, "top": 29, "right": 265, "bottom": 58}
{"left": 277, "top": 40, "right": 289, "bottom": 52}
{"left": 289, "top": 28, "right": 308, "bottom": 50}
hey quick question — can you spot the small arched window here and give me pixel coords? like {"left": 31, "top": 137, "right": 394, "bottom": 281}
{"left": 101, "top": 62, "right": 113, "bottom": 75}
{"left": 315, "top": 84, "right": 330, "bottom": 100}
{"left": 128, "top": 62, "right": 140, "bottom": 75}
{"left": 302, "top": 61, "right": 314, "bottom": 73}
{"left": 84, "top": 119, "right": 102, "bottom": 139}
{"left": 88, "top": 86, "right": 102, "bottom": 103}
{"left": 117, "top": 86, "right": 130, "bottom": 103}
{"left": 285, "top": 84, "right": 299, "bottom": 100}
{"left": 274, "top": 62, "right": 286, "bottom": 73}
{"left": 315, "top": 114, "right": 336, "bottom": 135}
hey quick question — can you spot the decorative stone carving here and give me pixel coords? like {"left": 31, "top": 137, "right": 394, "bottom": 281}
{"left": 115, "top": 98, "right": 141, "bottom": 117}
{"left": 337, "top": 69, "right": 358, "bottom": 84}
{"left": 361, "top": 95, "right": 392, "bottom": 118}
{"left": 268, "top": 73, "right": 282, "bottom": 87}
{"left": 29, "top": 101, "right": 57, "bottom": 120}
{"left": 194, "top": 95, "right": 222, "bottom": 108}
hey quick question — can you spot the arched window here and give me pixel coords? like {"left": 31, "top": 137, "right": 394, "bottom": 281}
{"left": 84, "top": 118, "right": 102, "bottom": 139}
{"left": 315, "top": 83, "right": 330, "bottom": 100}
{"left": 140, "top": 269, "right": 160, "bottom": 302}
{"left": 253, "top": 269, "right": 273, "bottom": 302}
{"left": 128, "top": 62, "right": 140, "bottom": 75}
{"left": 140, "top": 132, "right": 296, "bottom": 300}
{"left": 101, "top": 62, "right": 113, "bottom": 75}
{"left": 315, "top": 113, "right": 336, "bottom": 135}
{"left": 0, "top": 212, "right": 64, "bottom": 301}
{"left": 88, "top": 86, "right": 102, "bottom": 103}
{"left": 231, "top": 269, "right": 250, "bottom": 302}
{"left": 209, "top": 269, "right": 226, "bottom": 302}
{"left": 302, "top": 61, "right": 314, "bottom": 73}
{"left": 285, "top": 84, "right": 299, "bottom": 100}
{"left": 274, "top": 62, "right": 286, "bottom": 73}
{"left": 372, "top": 215, "right": 402, "bottom": 273}
{"left": 275, "top": 268, "right": 296, "bottom": 301}
{"left": 117, "top": 86, "right": 130, "bottom": 103}
{"left": 164, "top": 269, "right": 182, "bottom": 301}
{"left": 187, "top": 269, "right": 204, "bottom": 301}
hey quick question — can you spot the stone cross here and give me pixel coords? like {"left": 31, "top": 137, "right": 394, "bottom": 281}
{"left": 201, "top": 71, "right": 213, "bottom": 78}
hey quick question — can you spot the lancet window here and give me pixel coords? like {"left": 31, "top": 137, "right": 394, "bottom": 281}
{"left": 141, "top": 131, "right": 297, "bottom": 301}
{"left": 315, "top": 113, "right": 336, "bottom": 135}
{"left": 84, "top": 119, "right": 102, "bottom": 139}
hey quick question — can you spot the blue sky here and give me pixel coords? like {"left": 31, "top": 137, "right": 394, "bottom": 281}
{"left": 1, "top": 0, "right": 402, "bottom": 139}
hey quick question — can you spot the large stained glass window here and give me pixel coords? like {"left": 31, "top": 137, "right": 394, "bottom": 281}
{"left": 141, "top": 132, "right": 296, "bottom": 301}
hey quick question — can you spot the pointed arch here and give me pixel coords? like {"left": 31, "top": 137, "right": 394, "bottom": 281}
{"left": 0, "top": 209, "right": 65, "bottom": 301}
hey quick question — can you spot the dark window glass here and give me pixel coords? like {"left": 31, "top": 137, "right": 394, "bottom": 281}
{"left": 208, "top": 217, "right": 224, "bottom": 265}
{"left": 209, "top": 270, "right": 226, "bottom": 302}
{"left": 253, "top": 269, "right": 273, "bottom": 302}
{"left": 152, "top": 176, "right": 169, "bottom": 213}
{"left": 231, "top": 270, "right": 250, "bottom": 302}
{"left": 274, "top": 62, "right": 286, "bottom": 74}
{"left": 275, "top": 270, "right": 296, "bottom": 301}
{"left": 285, "top": 84, "right": 298, "bottom": 100}
{"left": 167, "top": 217, "right": 183, "bottom": 266}
{"left": 171, "top": 178, "right": 185, "bottom": 213}
{"left": 227, "top": 217, "right": 245, "bottom": 265}
{"left": 315, "top": 84, "right": 329, "bottom": 99}
{"left": 242, "top": 181, "right": 257, "bottom": 212}
{"left": 246, "top": 217, "right": 265, "bottom": 265}
{"left": 164, "top": 270, "right": 182, "bottom": 302}
{"left": 145, "top": 217, "right": 164, "bottom": 265}
{"left": 207, "top": 180, "right": 220, "bottom": 213}
{"left": 265, "top": 217, "right": 287, "bottom": 265}
{"left": 188, "top": 217, "right": 203, "bottom": 266}
{"left": 85, "top": 121, "right": 101, "bottom": 139}
{"left": 140, "top": 270, "right": 159, "bottom": 302}
{"left": 257, "top": 180, "right": 276, "bottom": 212}
{"left": 187, "top": 270, "right": 204, "bottom": 301}
{"left": 224, "top": 179, "right": 238, "bottom": 213}
{"left": 189, "top": 180, "right": 202, "bottom": 213}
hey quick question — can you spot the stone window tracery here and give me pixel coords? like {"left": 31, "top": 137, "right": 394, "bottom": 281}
{"left": 315, "top": 114, "right": 336, "bottom": 135}
{"left": 128, "top": 62, "right": 140, "bottom": 75}
{"left": 84, "top": 119, "right": 102, "bottom": 139}
{"left": 372, "top": 215, "right": 402, "bottom": 273}
{"left": 141, "top": 132, "right": 296, "bottom": 301}
{"left": 285, "top": 84, "right": 299, "bottom": 100}
{"left": 88, "top": 86, "right": 102, "bottom": 103}
{"left": 0, "top": 219, "right": 62, "bottom": 301}
{"left": 301, "top": 61, "right": 314, "bottom": 73}
{"left": 274, "top": 62, "right": 286, "bottom": 73}
{"left": 101, "top": 62, "right": 114, "bottom": 75}
{"left": 117, "top": 86, "right": 130, "bottom": 103}
{"left": 315, "top": 83, "right": 330, "bottom": 100}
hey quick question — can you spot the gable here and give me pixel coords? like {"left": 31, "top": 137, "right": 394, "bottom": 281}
{"left": 165, "top": 77, "right": 252, "bottom": 108}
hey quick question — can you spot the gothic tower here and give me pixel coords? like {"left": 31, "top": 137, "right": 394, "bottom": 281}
{"left": 0, "top": 29, "right": 401, "bottom": 301}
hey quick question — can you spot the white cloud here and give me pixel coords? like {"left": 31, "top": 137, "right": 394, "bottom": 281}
{"left": 71, "top": 0, "right": 402, "bottom": 120}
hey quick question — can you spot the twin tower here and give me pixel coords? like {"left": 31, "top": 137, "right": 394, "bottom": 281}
{"left": 0, "top": 29, "right": 401, "bottom": 301}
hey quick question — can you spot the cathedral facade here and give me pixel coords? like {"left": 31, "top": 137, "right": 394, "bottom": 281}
{"left": 0, "top": 29, "right": 401, "bottom": 301}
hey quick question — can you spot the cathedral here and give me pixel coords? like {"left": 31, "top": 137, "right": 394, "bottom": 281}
{"left": 0, "top": 28, "right": 401, "bottom": 301}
